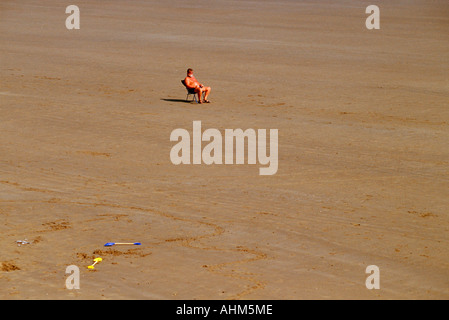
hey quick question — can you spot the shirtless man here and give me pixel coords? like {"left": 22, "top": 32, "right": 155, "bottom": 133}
{"left": 184, "top": 68, "right": 211, "bottom": 103}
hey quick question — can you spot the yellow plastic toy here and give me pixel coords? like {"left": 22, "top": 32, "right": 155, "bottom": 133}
{"left": 87, "top": 257, "right": 102, "bottom": 270}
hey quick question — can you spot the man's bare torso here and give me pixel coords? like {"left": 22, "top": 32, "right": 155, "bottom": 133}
{"left": 184, "top": 75, "right": 200, "bottom": 89}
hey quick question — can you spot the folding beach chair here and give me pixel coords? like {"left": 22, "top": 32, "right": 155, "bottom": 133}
{"left": 181, "top": 80, "right": 204, "bottom": 103}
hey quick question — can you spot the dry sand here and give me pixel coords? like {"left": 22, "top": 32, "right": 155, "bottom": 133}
{"left": 1, "top": 0, "right": 448, "bottom": 299}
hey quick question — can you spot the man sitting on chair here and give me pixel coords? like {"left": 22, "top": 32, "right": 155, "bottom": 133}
{"left": 184, "top": 68, "right": 211, "bottom": 103}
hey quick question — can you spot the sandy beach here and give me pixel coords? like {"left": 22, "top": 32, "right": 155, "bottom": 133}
{"left": 1, "top": 0, "right": 448, "bottom": 299}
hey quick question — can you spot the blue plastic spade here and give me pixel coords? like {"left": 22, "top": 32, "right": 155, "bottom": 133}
{"left": 104, "top": 242, "right": 141, "bottom": 247}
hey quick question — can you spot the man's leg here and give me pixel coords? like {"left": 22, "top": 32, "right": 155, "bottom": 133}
{"left": 195, "top": 87, "right": 204, "bottom": 103}
{"left": 203, "top": 87, "right": 211, "bottom": 102}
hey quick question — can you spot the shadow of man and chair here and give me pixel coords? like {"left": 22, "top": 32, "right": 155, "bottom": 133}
{"left": 161, "top": 98, "right": 193, "bottom": 104}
